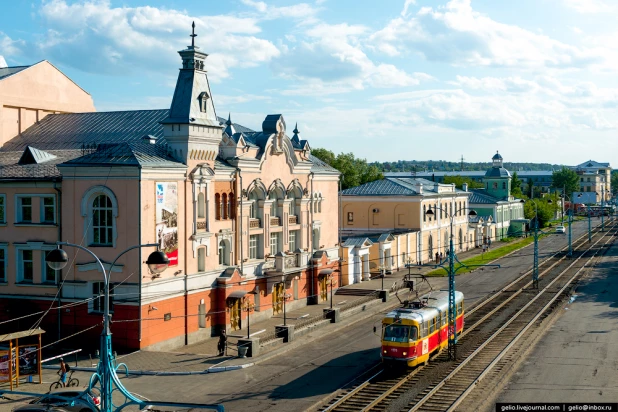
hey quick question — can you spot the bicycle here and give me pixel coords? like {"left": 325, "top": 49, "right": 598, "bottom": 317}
{"left": 50, "top": 370, "right": 79, "bottom": 391}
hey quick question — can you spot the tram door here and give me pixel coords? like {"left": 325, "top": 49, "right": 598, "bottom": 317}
{"left": 319, "top": 276, "right": 328, "bottom": 301}
{"left": 228, "top": 299, "right": 241, "bottom": 331}
{"left": 273, "top": 283, "right": 284, "bottom": 314}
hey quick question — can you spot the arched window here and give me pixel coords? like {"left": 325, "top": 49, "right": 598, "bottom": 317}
{"left": 428, "top": 235, "right": 433, "bottom": 260}
{"left": 222, "top": 194, "right": 228, "bottom": 219}
{"left": 288, "top": 190, "right": 297, "bottom": 216}
{"left": 215, "top": 194, "right": 221, "bottom": 220}
{"left": 198, "top": 247, "right": 206, "bottom": 272}
{"left": 227, "top": 193, "right": 234, "bottom": 219}
{"left": 502, "top": 181, "right": 506, "bottom": 189}
{"left": 197, "top": 192, "right": 205, "bottom": 218}
{"left": 81, "top": 186, "right": 119, "bottom": 248}
{"left": 218, "top": 240, "right": 228, "bottom": 265}
{"left": 249, "top": 190, "right": 260, "bottom": 219}
{"left": 269, "top": 189, "right": 282, "bottom": 218}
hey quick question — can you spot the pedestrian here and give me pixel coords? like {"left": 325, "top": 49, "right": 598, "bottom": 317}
{"left": 435, "top": 252, "right": 439, "bottom": 263}
{"left": 58, "top": 358, "right": 67, "bottom": 387}
{"left": 217, "top": 330, "right": 227, "bottom": 356}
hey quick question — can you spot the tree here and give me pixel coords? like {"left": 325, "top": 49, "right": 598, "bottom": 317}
{"left": 443, "top": 175, "right": 484, "bottom": 189}
{"left": 311, "top": 148, "right": 384, "bottom": 190}
{"left": 611, "top": 172, "right": 618, "bottom": 196}
{"left": 523, "top": 197, "right": 556, "bottom": 228}
{"left": 551, "top": 167, "right": 579, "bottom": 197}
{"left": 511, "top": 172, "right": 523, "bottom": 197}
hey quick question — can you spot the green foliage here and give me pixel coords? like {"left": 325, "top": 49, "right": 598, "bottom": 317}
{"left": 611, "top": 171, "right": 618, "bottom": 195}
{"left": 523, "top": 194, "right": 559, "bottom": 228}
{"left": 551, "top": 167, "right": 579, "bottom": 196}
{"left": 312, "top": 148, "right": 384, "bottom": 190}
{"left": 511, "top": 172, "right": 523, "bottom": 197}
{"left": 377, "top": 160, "right": 566, "bottom": 173}
{"left": 443, "top": 175, "right": 484, "bottom": 189}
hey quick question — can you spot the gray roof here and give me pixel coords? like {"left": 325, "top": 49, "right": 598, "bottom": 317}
{"left": 575, "top": 160, "right": 610, "bottom": 169}
{"left": 342, "top": 178, "right": 417, "bottom": 196}
{"left": 385, "top": 170, "right": 554, "bottom": 178}
{"left": 485, "top": 167, "right": 511, "bottom": 178}
{"left": 18, "top": 146, "right": 57, "bottom": 165}
{"left": 492, "top": 151, "right": 503, "bottom": 160}
{"left": 468, "top": 190, "right": 499, "bottom": 205}
{"left": 0, "top": 150, "right": 82, "bottom": 180}
{"left": 60, "top": 142, "right": 184, "bottom": 168}
{"left": 0, "top": 65, "right": 31, "bottom": 81}
{"left": 308, "top": 154, "right": 339, "bottom": 174}
{"left": 342, "top": 237, "right": 373, "bottom": 248}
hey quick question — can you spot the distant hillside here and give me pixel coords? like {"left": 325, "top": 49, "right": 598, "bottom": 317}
{"left": 375, "top": 160, "right": 567, "bottom": 173}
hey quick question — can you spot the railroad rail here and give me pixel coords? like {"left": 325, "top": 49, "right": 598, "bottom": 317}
{"left": 318, "top": 220, "right": 615, "bottom": 412}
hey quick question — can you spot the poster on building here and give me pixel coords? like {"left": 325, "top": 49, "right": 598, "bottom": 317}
{"left": 18, "top": 346, "right": 38, "bottom": 377}
{"left": 156, "top": 182, "right": 179, "bottom": 267}
{"left": 0, "top": 350, "right": 9, "bottom": 382}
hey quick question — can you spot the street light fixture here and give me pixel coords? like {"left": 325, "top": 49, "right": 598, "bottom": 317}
{"left": 424, "top": 207, "right": 477, "bottom": 360}
{"left": 46, "top": 243, "right": 169, "bottom": 412}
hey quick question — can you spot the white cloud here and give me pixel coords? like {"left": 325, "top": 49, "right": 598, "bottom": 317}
{"left": 370, "top": 0, "right": 600, "bottom": 70}
{"left": 562, "top": 0, "right": 613, "bottom": 13}
{"left": 36, "top": 0, "right": 280, "bottom": 80}
{"left": 402, "top": 0, "right": 417, "bottom": 16}
{"left": 240, "top": 0, "right": 319, "bottom": 20}
{"left": 0, "top": 32, "right": 24, "bottom": 57}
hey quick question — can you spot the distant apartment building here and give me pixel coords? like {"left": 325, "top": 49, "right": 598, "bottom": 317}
{"left": 571, "top": 160, "right": 611, "bottom": 204}
{"left": 0, "top": 36, "right": 340, "bottom": 351}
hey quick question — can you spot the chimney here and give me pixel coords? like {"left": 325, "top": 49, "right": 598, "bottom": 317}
{"left": 414, "top": 182, "right": 423, "bottom": 194}
{"left": 462, "top": 183, "right": 468, "bottom": 192}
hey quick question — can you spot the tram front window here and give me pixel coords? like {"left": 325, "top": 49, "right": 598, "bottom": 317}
{"left": 383, "top": 325, "right": 410, "bottom": 342}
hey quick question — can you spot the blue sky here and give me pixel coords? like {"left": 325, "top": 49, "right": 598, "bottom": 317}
{"left": 2, "top": 0, "right": 618, "bottom": 166}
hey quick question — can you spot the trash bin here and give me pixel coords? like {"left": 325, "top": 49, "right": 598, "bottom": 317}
{"left": 237, "top": 345, "right": 248, "bottom": 358}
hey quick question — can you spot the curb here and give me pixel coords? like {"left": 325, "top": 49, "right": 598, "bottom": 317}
{"left": 41, "top": 362, "right": 254, "bottom": 376}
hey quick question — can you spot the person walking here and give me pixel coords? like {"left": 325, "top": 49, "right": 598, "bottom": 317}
{"left": 58, "top": 358, "right": 67, "bottom": 387}
{"left": 217, "top": 330, "right": 227, "bottom": 356}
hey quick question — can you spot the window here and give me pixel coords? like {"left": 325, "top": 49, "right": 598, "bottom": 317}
{"left": 42, "top": 196, "right": 55, "bottom": 223}
{"left": 197, "top": 247, "right": 205, "bottom": 272}
{"left": 215, "top": 194, "right": 221, "bottom": 220}
{"left": 429, "top": 318, "right": 436, "bottom": 334}
{"left": 249, "top": 190, "right": 260, "bottom": 219}
{"left": 270, "top": 232, "right": 279, "bottom": 255}
{"left": 197, "top": 193, "right": 205, "bottom": 218}
{"left": 492, "top": 182, "right": 498, "bottom": 189}
{"left": 0, "top": 248, "right": 5, "bottom": 282}
{"left": 43, "top": 250, "right": 58, "bottom": 283}
{"left": 269, "top": 192, "right": 278, "bottom": 217}
{"left": 423, "top": 205, "right": 426, "bottom": 222}
{"left": 0, "top": 195, "right": 5, "bottom": 223}
{"left": 249, "top": 235, "right": 258, "bottom": 259}
{"left": 218, "top": 241, "right": 228, "bottom": 265}
{"left": 220, "top": 193, "right": 225, "bottom": 219}
{"left": 502, "top": 182, "right": 506, "bottom": 189}
{"left": 19, "top": 197, "right": 32, "bottom": 223}
{"left": 383, "top": 325, "right": 410, "bottom": 343}
{"left": 92, "top": 195, "right": 113, "bottom": 246}
{"left": 92, "top": 282, "right": 113, "bottom": 313}
{"left": 347, "top": 212, "right": 354, "bottom": 223}
{"left": 21, "top": 250, "right": 33, "bottom": 283}
{"left": 289, "top": 231, "right": 296, "bottom": 252}
{"left": 227, "top": 193, "right": 234, "bottom": 219}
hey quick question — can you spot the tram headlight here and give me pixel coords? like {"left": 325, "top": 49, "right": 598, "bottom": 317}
{"left": 383, "top": 350, "right": 387, "bottom": 354}
{"left": 403, "top": 352, "right": 407, "bottom": 356}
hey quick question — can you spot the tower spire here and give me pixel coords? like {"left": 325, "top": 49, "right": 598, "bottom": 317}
{"left": 190, "top": 21, "right": 197, "bottom": 48}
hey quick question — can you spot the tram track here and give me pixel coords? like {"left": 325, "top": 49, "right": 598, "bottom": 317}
{"left": 403, "top": 224, "right": 616, "bottom": 412}
{"left": 317, "top": 220, "right": 615, "bottom": 412}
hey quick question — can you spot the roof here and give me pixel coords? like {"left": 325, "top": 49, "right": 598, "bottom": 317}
{"left": 385, "top": 170, "right": 554, "bottom": 178}
{"left": 342, "top": 178, "right": 417, "bottom": 196}
{"left": 18, "top": 146, "right": 57, "bottom": 165}
{"left": 383, "top": 291, "right": 464, "bottom": 323}
{"left": 342, "top": 237, "right": 373, "bottom": 248}
{"left": 308, "top": 154, "right": 339, "bottom": 174}
{"left": 485, "top": 167, "right": 511, "bottom": 178}
{"left": 0, "top": 150, "right": 82, "bottom": 180}
{"left": 0, "top": 328, "right": 45, "bottom": 342}
{"left": 492, "top": 151, "right": 503, "bottom": 160}
{"left": 60, "top": 142, "right": 185, "bottom": 168}
{"left": 468, "top": 189, "right": 499, "bottom": 205}
{"left": 575, "top": 160, "right": 610, "bottom": 169}
{"left": 0, "top": 65, "right": 31, "bottom": 81}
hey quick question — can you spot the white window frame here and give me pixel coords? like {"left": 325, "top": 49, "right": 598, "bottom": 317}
{"left": 270, "top": 232, "right": 279, "bottom": 255}
{"left": 289, "top": 231, "right": 296, "bottom": 252}
{"left": 197, "top": 247, "right": 206, "bottom": 272}
{"left": 249, "top": 235, "right": 258, "bottom": 259}
{"left": 81, "top": 186, "right": 119, "bottom": 248}
{"left": 0, "top": 244, "right": 7, "bottom": 283}
{"left": 90, "top": 281, "right": 113, "bottom": 313}
{"left": 15, "top": 195, "right": 33, "bottom": 223}
{"left": 41, "top": 195, "right": 56, "bottom": 224}
{"left": 0, "top": 195, "right": 5, "bottom": 224}
{"left": 14, "top": 243, "right": 57, "bottom": 285}
{"left": 20, "top": 249, "right": 34, "bottom": 283}
{"left": 42, "top": 249, "right": 59, "bottom": 283}
{"left": 197, "top": 192, "right": 205, "bottom": 218}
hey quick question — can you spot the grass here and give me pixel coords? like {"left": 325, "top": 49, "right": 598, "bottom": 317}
{"left": 426, "top": 233, "right": 550, "bottom": 277}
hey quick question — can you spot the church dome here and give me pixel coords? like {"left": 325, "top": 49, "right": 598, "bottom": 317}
{"left": 492, "top": 152, "right": 503, "bottom": 161}
{"left": 485, "top": 167, "right": 511, "bottom": 178}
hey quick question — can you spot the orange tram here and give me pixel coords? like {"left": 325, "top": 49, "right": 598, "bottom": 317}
{"left": 380, "top": 290, "right": 464, "bottom": 367}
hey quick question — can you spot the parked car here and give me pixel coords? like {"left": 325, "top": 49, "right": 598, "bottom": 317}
{"left": 23, "top": 388, "right": 101, "bottom": 412}
{"left": 555, "top": 225, "right": 566, "bottom": 234}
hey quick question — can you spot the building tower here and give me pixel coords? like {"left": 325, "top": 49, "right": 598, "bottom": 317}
{"left": 161, "top": 22, "right": 223, "bottom": 168}
{"left": 484, "top": 151, "right": 512, "bottom": 200}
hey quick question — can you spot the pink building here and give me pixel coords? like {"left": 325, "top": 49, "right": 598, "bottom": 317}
{"left": 0, "top": 37, "right": 340, "bottom": 351}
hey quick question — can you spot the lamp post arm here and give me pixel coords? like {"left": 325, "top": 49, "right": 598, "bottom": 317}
{"left": 110, "top": 243, "right": 160, "bottom": 274}
{"left": 56, "top": 242, "right": 108, "bottom": 285}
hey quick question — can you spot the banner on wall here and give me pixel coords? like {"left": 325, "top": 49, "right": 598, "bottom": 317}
{"left": 18, "top": 346, "right": 38, "bottom": 377}
{"left": 156, "top": 182, "right": 179, "bottom": 267}
{"left": 0, "top": 350, "right": 9, "bottom": 382}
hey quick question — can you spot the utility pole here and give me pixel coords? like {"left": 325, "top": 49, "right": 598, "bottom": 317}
{"left": 460, "top": 155, "right": 465, "bottom": 172}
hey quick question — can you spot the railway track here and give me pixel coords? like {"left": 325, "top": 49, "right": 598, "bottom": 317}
{"left": 318, "top": 220, "right": 616, "bottom": 412}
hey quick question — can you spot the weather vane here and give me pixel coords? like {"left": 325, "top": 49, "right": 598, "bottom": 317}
{"left": 190, "top": 21, "right": 197, "bottom": 47}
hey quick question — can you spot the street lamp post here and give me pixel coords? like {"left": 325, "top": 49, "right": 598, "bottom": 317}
{"left": 46, "top": 243, "right": 169, "bottom": 412}
{"left": 329, "top": 274, "right": 334, "bottom": 310}
{"left": 522, "top": 198, "right": 552, "bottom": 287}
{"left": 577, "top": 193, "right": 592, "bottom": 242}
{"left": 244, "top": 291, "right": 257, "bottom": 339}
{"left": 425, "top": 206, "right": 477, "bottom": 361}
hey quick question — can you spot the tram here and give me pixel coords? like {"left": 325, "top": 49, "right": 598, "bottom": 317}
{"left": 380, "top": 290, "right": 464, "bottom": 367}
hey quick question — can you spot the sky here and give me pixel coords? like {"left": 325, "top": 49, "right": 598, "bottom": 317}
{"left": 1, "top": 0, "right": 618, "bottom": 166}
